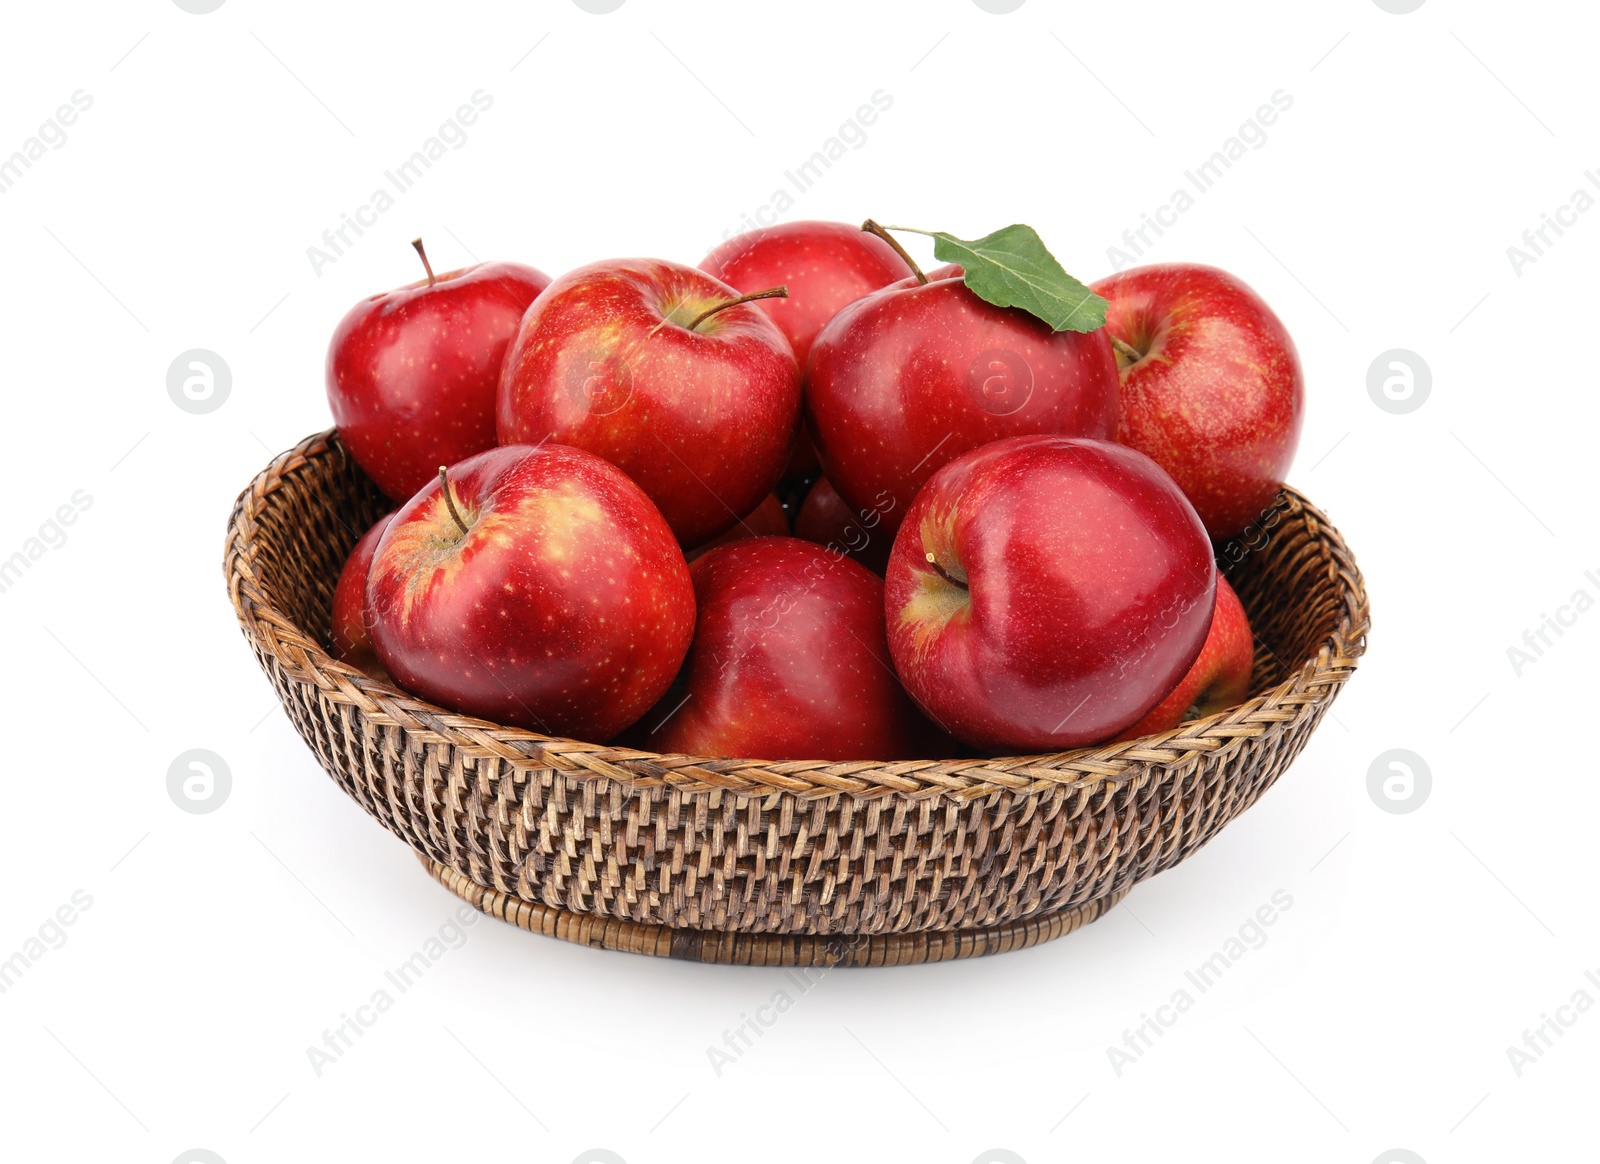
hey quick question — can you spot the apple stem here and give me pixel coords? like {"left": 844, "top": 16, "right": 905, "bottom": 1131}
{"left": 683, "top": 286, "right": 789, "bottom": 333}
{"left": 924, "top": 552, "right": 968, "bottom": 591}
{"left": 862, "top": 219, "right": 927, "bottom": 285}
{"left": 411, "top": 238, "right": 437, "bottom": 288}
{"left": 437, "top": 465, "right": 469, "bottom": 535}
{"left": 1108, "top": 334, "right": 1144, "bottom": 366}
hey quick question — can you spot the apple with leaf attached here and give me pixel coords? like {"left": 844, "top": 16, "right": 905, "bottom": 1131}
{"left": 805, "top": 222, "right": 1120, "bottom": 540}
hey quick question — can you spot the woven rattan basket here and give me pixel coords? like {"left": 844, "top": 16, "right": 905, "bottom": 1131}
{"left": 226, "top": 430, "right": 1369, "bottom": 967}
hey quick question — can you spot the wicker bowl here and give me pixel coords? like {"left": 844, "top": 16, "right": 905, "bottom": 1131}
{"left": 226, "top": 430, "right": 1369, "bottom": 967}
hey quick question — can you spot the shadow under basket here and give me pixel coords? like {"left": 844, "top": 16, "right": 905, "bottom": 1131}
{"left": 226, "top": 430, "right": 1370, "bottom": 967}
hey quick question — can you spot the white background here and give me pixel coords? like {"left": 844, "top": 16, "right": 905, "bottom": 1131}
{"left": 0, "top": 1, "right": 1594, "bottom": 1161}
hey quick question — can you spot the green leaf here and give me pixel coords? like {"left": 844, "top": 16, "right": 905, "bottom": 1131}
{"left": 913, "top": 224, "right": 1107, "bottom": 333}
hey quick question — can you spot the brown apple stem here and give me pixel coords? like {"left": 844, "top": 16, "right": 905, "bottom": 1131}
{"left": 1108, "top": 335, "right": 1144, "bottom": 366}
{"left": 925, "top": 552, "right": 968, "bottom": 591}
{"left": 437, "top": 465, "right": 469, "bottom": 534}
{"left": 411, "top": 238, "right": 437, "bottom": 288}
{"left": 685, "top": 286, "right": 789, "bottom": 332}
{"left": 862, "top": 219, "right": 927, "bottom": 285}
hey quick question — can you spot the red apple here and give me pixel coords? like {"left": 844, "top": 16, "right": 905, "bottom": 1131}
{"left": 793, "top": 476, "right": 894, "bottom": 575}
{"left": 699, "top": 220, "right": 914, "bottom": 369}
{"left": 805, "top": 263, "right": 1120, "bottom": 540}
{"left": 1115, "top": 575, "right": 1253, "bottom": 740}
{"left": 685, "top": 492, "right": 789, "bottom": 562}
{"left": 330, "top": 512, "right": 393, "bottom": 682}
{"left": 701, "top": 221, "right": 915, "bottom": 480}
{"left": 496, "top": 258, "right": 801, "bottom": 547}
{"left": 630, "top": 537, "right": 932, "bottom": 762}
{"left": 1091, "top": 263, "right": 1304, "bottom": 539}
{"left": 366, "top": 443, "right": 694, "bottom": 740}
{"left": 885, "top": 435, "right": 1215, "bottom": 751}
{"left": 327, "top": 240, "right": 550, "bottom": 502}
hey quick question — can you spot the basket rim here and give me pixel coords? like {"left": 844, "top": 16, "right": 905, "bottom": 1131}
{"left": 225, "top": 428, "right": 1370, "bottom": 801}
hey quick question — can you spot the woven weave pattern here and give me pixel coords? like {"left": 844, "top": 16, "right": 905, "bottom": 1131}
{"left": 226, "top": 430, "right": 1369, "bottom": 939}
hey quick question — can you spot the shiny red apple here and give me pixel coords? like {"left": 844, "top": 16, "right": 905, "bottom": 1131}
{"left": 366, "top": 443, "right": 694, "bottom": 740}
{"left": 329, "top": 512, "right": 393, "bottom": 682}
{"left": 699, "top": 220, "right": 914, "bottom": 368}
{"left": 793, "top": 476, "right": 894, "bottom": 575}
{"left": 1091, "top": 263, "right": 1304, "bottom": 539}
{"left": 1115, "top": 575, "right": 1253, "bottom": 740}
{"left": 885, "top": 435, "right": 1215, "bottom": 751}
{"left": 805, "top": 263, "right": 1119, "bottom": 539}
{"left": 496, "top": 258, "right": 800, "bottom": 547}
{"left": 686, "top": 492, "right": 788, "bottom": 562}
{"left": 327, "top": 240, "right": 549, "bottom": 501}
{"left": 631, "top": 537, "right": 932, "bottom": 762}
{"left": 700, "top": 220, "right": 914, "bottom": 478}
